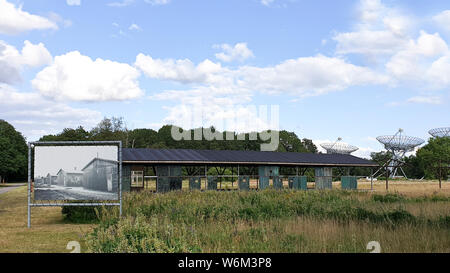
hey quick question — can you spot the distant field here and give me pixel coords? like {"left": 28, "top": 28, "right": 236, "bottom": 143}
{"left": 0, "top": 180, "right": 449, "bottom": 253}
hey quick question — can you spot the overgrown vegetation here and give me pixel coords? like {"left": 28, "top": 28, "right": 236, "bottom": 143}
{"left": 61, "top": 206, "right": 99, "bottom": 224}
{"left": 85, "top": 189, "right": 450, "bottom": 253}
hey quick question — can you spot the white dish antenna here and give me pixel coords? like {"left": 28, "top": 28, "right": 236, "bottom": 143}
{"left": 429, "top": 127, "right": 450, "bottom": 138}
{"left": 375, "top": 128, "right": 424, "bottom": 178}
{"left": 320, "top": 137, "right": 359, "bottom": 155}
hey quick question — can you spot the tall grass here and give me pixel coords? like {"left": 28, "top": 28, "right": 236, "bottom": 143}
{"left": 85, "top": 189, "right": 450, "bottom": 253}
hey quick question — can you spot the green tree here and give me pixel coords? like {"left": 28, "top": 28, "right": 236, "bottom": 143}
{"left": 278, "top": 131, "right": 304, "bottom": 152}
{"left": 40, "top": 126, "right": 90, "bottom": 141}
{"left": 90, "top": 117, "right": 127, "bottom": 142}
{"left": 370, "top": 151, "right": 392, "bottom": 166}
{"left": 0, "top": 120, "right": 27, "bottom": 183}
{"left": 301, "top": 138, "right": 318, "bottom": 153}
{"left": 403, "top": 155, "right": 424, "bottom": 179}
{"left": 416, "top": 137, "right": 450, "bottom": 187}
{"left": 127, "top": 128, "right": 158, "bottom": 148}
{"left": 39, "top": 119, "right": 320, "bottom": 154}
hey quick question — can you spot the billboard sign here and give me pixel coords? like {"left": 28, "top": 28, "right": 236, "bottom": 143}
{"left": 33, "top": 144, "right": 119, "bottom": 201}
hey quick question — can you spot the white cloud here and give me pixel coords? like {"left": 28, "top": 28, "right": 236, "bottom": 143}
{"left": 66, "top": 0, "right": 81, "bottom": 6}
{"left": 135, "top": 53, "right": 225, "bottom": 84}
{"left": 406, "top": 96, "right": 442, "bottom": 105}
{"left": 129, "top": 23, "right": 142, "bottom": 31}
{"left": 238, "top": 55, "right": 389, "bottom": 97}
{"left": 0, "top": 0, "right": 58, "bottom": 35}
{"left": 261, "top": 0, "right": 275, "bottom": 6}
{"left": 388, "top": 95, "right": 444, "bottom": 106}
{"left": 137, "top": 53, "right": 387, "bottom": 135}
{"left": 334, "top": 30, "right": 407, "bottom": 55}
{"left": 144, "top": 0, "right": 170, "bottom": 5}
{"left": 214, "top": 42, "right": 254, "bottom": 62}
{"left": 433, "top": 10, "right": 450, "bottom": 32}
{"left": 386, "top": 31, "right": 449, "bottom": 83}
{"left": 426, "top": 55, "right": 450, "bottom": 88}
{"left": 334, "top": 0, "right": 412, "bottom": 56}
{"left": 140, "top": 53, "right": 388, "bottom": 133}
{"left": 20, "top": 41, "right": 53, "bottom": 67}
{"left": 48, "top": 12, "right": 72, "bottom": 28}
{"left": 107, "top": 0, "right": 134, "bottom": 7}
{"left": 134, "top": 1, "right": 450, "bottom": 130}
{"left": 334, "top": 1, "right": 450, "bottom": 92}
{"left": 0, "top": 40, "right": 52, "bottom": 84}
{"left": 0, "top": 84, "right": 102, "bottom": 141}
{"left": 137, "top": 53, "right": 388, "bottom": 97}
{"left": 151, "top": 89, "right": 274, "bottom": 133}
{"left": 32, "top": 51, "right": 143, "bottom": 102}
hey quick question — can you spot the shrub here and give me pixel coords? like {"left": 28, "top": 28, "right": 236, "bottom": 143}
{"left": 372, "top": 193, "right": 405, "bottom": 203}
{"left": 61, "top": 206, "right": 99, "bottom": 223}
{"left": 85, "top": 189, "right": 448, "bottom": 252}
{"left": 86, "top": 214, "right": 201, "bottom": 253}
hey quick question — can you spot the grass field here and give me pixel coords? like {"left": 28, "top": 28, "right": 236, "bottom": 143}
{"left": 0, "top": 180, "right": 449, "bottom": 253}
{"left": 0, "top": 186, "right": 95, "bottom": 253}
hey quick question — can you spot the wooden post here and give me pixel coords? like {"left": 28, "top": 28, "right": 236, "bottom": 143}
{"left": 232, "top": 166, "right": 234, "bottom": 189}
{"left": 439, "top": 159, "right": 442, "bottom": 189}
{"left": 385, "top": 166, "right": 389, "bottom": 190}
{"left": 237, "top": 165, "right": 240, "bottom": 190}
{"left": 370, "top": 168, "right": 373, "bottom": 191}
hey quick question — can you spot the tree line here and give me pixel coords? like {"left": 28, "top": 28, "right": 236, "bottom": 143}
{"left": 39, "top": 117, "right": 319, "bottom": 153}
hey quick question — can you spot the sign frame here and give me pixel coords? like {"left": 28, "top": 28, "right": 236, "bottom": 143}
{"left": 27, "top": 141, "right": 122, "bottom": 228}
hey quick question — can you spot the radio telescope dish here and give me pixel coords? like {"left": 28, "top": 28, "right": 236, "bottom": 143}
{"left": 376, "top": 135, "right": 424, "bottom": 152}
{"left": 429, "top": 127, "right": 450, "bottom": 138}
{"left": 320, "top": 137, "right": 359, "bottom": 155}
{"left": 375, "top": 129, "right": 424, "bottom": 179}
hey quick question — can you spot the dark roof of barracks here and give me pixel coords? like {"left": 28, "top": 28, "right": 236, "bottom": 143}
{"left": 122, "top": 148, "right": 377, "bottom": 167}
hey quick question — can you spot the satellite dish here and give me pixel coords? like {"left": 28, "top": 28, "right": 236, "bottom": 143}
{"left": 375, "top": 129, "right": 424, "bottom": 178}
{"left": 429, "top": 127, "right": 450, "bottom": 138}
{"left": 320, "top": 137, "right": 359, "bottom": 155}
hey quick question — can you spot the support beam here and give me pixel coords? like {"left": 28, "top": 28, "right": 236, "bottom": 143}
{"left": 370, "top": 168, "right": 373, "bottom": 191}
{"left": 27, "top": 143, "right": 31, "bottom": 228}
{"left": 205, "top": 165, "right": 207, "bottom": 190}
{"left": 385, "top": 166, "right": 389, "bottom": 190}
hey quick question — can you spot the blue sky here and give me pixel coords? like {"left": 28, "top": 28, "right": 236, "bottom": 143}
{"left": 0, "top": 0, "right": 449, "bottom": 158}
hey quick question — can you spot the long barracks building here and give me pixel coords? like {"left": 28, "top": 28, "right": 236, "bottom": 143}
{"left": 121, "top": 148, "right": 377, "bottom": 192}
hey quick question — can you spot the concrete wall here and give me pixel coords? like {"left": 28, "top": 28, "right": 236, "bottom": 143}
{"left": 315, "top": 167, "right": 332, "bottom": 189}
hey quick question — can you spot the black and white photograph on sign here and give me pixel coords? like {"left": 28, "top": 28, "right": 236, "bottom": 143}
{"left": 33, "top": 146, "right": 119, "bottom": 201}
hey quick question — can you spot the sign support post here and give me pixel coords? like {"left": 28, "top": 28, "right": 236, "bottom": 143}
{"left": 27, "top": 143, "right": 31, "bottom": 228}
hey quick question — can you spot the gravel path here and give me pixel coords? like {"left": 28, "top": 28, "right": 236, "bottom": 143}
{"left": 0, "top": 184, "right": 26, "bottom": 195}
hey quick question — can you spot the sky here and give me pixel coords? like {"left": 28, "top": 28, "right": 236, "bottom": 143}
{"left": 34, "top": 145, "right": 117, "bottom": 177}
{"left": 0, "top": 0, "right": 449, "bottom": 158}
